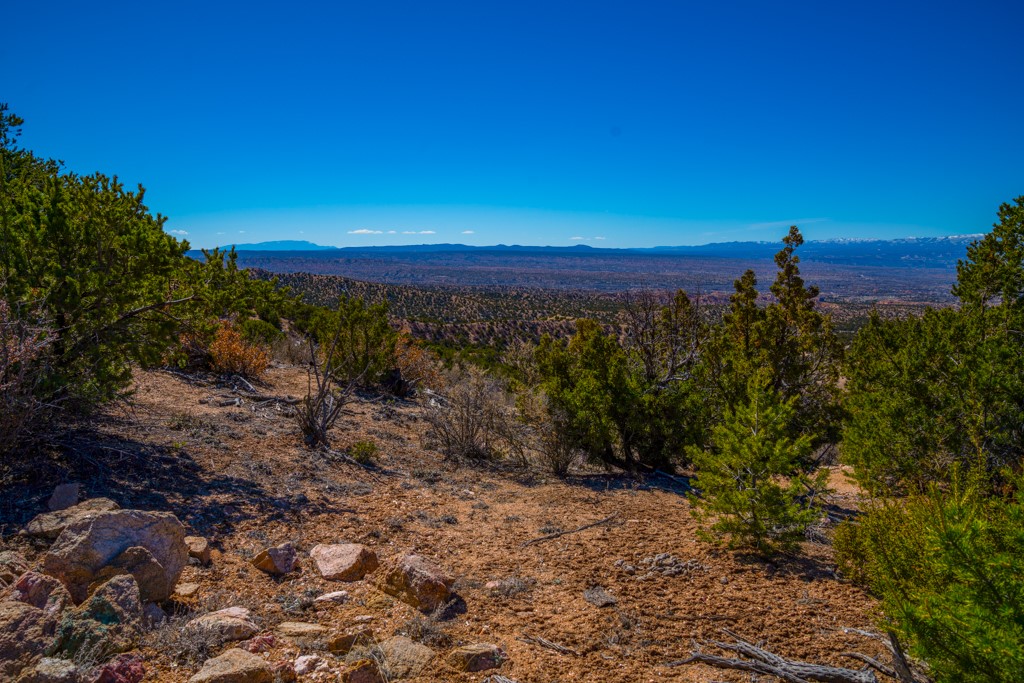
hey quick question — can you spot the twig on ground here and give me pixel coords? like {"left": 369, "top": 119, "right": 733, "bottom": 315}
{"left": 521, "top": 513, "right": 619, "bottom": 547}
{"left": 517, "top": 633, "right": 581, "bottom": 657}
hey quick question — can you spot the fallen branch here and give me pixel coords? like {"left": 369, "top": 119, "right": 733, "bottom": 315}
{"left": 517, "top": 633, "right": 581, "bottom": 657}
{"left": 521, "top": 513, "right": 619, "bottom": 547}
{"left": 666, "top": 629, "right": 878, "bottom": 683}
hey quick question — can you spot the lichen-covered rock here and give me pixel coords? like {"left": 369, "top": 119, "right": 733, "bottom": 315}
{"left": 50, "top": 574, "right": 143, "bottom": 659}
{"left": 449, "top": 643, "right": 505, "bottom": 672}
{"left": 184, "top": 606, "right": 259, "bottom": 644}
{"left": 23, "top": 498, "right": 120, "bottom": 541}
{"left": 250, "top": 542, "right": 296, "bottom": 576}
{"left": 0, "top": 600, "right": 56, "bottom": 679}
{"left": 14, "top": 656, "right": 84, "bottom": 683}
{"left": 6, "top": 571, "right": 71, "bottom": 619}
{"left": 310, "top": 544, "right": 377, "bottom": 582}
{"left": 42, "top": 509, "right": 187, "bottom": 603}
{"left": 377, "top": 554, "right": 453, "bottom": 613}
{"left": 188, "top": 648, "right": 273, "bottom": 683}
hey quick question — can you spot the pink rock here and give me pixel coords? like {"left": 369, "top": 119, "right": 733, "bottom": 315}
{"left": 92, "top": 653, "right": 145, "bottom": 683}
{"left": 7, "top": 570, "right": 71, "bottom": 618}
{"left": 241, "top": 633, "right": 276, "bottom": 653}
{"left": 251, "top": 542, "right": 296, "bottom": 576}
{"left": 310, "top": 544, "right": 378, "bottom": 582}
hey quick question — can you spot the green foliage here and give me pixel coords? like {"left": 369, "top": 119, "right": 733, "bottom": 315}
{"left": 239, "top": 317, "right": 285, "bottom": 347}
{"left": 843, "top": 198, "right": 1024, "bottom": 494}
{"left": 688, "top": 374, "right": 823, "bottom": 554}
{"left": 1, "top": 107, "right": 188, "bottom": 405}
{"left": 348, "top": 440, "right": 378, "bottom": 464}
{"left": 308, "top": 295, "right": 397, "bottom": 386}
{"left": 835, "top": 470, "right": 1024, "bottom": 683}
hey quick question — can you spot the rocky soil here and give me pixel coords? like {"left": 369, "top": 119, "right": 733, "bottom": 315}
{"left": 1, "top": 366, "right": 881, "bottom": 682}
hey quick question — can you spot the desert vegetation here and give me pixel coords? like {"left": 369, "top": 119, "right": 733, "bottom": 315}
{"left": 2, "top": 102, "right": 1022, "bottom": 682}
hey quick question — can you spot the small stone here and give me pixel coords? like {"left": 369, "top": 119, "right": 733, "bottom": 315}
{"left": 313, "top": 590, "right": 349, "bottom": 604}
{"left": 293, "top": 655, "right": 325, "bottom": 676}
{"left": 91, "top": 653, "right": 145, "bottom": 683}
{"left": 377, "top": 636, "right": 434, "bottom": 679}
{"left": 583, "top": 586, "right": 617, "bottom": 608}
{"left": 327, "top": 627, "right": 373, "bottom": 654}
{"left": 14, "top": 656, "right": 84, "bottom": 683}
{"left": 240, "top": 634, "right": 276, "bottom": 653}
{"left": 342, "top": 660, "right": 383, "bottom": 683}
{"left": 449, "top": 643, "right": 505, "bottom": 672}
{"left": 251, "top": 542, "right": 296, "bottom": 576}
{"left": 188, "top": 648, "right": 273, "bottom": 683}
{"left": 275, "top": 621, "right": 327, "bottom": 642}
{"left": 175, "top": 582, "right": 201, "bottom": 598}
{"left": 310, "top": 544, "right": 378, "bottom": 582}
{"left": 270, "top": 660, "right": 296, "bottom": 683}
{"left": 47, "top": 483, "right": 81, "bottom": 512}
{"left": 185, "top": 536, "right": 212, "bottom": 565}
{"left": 720, "top": 576, "right": 729, "bottom": 585}
{"left": 143, "top": 601, "right": 167, "bottom": 628}
{"left": 352, "top": 615, "right": 374, "bottom": 623}
{"left": 184, "top": 607, "right": 259, "bottom": 644}
{"left": 376, "top": 554, "right": 453, "bottom": 613}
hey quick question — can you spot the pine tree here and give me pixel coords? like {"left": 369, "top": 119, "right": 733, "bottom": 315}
{"left": 688, "top": 373, "right": 823, "bottom": 554}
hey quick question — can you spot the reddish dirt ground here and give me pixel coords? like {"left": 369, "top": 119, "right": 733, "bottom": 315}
{"left": 3, "top": 366, "right": 884, "bottom": 682}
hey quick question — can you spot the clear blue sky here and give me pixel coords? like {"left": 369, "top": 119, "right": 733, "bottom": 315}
{"left": 4, "top": 1, "right": 1022, "bottom": 248}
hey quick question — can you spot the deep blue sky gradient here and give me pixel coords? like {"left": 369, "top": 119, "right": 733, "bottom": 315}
{"left": 4, "top": 1, "right": 1022, "bottom": 248}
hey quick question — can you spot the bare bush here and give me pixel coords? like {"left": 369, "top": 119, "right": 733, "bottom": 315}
{"left": 295, "top": 335, "right": 365, "bottom": 449}
{"left": 424, "top": 366, "right": 525, "bottom": 462}
{"left": 0, "top": 299, "right": 51, "bottom": 456}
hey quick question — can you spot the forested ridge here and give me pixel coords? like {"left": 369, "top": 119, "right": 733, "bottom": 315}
{"left": 2, "top": 103, "right": 1022, "bottom": 682}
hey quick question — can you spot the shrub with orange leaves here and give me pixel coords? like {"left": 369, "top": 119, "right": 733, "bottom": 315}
{"left": 394, "top": 334, "right": 443, "bottom": 394}
{"left": 208, "top": 323, "right": 269, "bottom": 378}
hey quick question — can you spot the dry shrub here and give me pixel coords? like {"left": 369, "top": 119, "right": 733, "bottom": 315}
{"left": 424, "top": 366, "right": 525, "bottom": 462}
{"left": 393, "top": 334, "right": 443, "bottom": 394}
{"left": 208, "top": 323, "right": 269, "bottom": 378}
{"left": 0, "top": 299, "right": 50, "bottom": 455}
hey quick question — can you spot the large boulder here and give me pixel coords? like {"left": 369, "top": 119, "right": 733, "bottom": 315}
{"left": 48, "top": 483, "right": 81, "bottom": 512}
{"left": 23, "top": 498, "right": 120, "bottom": 541}
{"left": 0, "top": 600, "right": 58, "bottom": 678}
{"left": 310, "top": 544, "right": 377, "bottom": 582}
{"left": 188, "top": 648, "right": 273, "bottom": 683}
{"left": 377, "top": 554, "right": 453, "bottom": 613}
{"left": 42, "top": 509, "right": 187, "bottom": 603}
{"left": 250, "top": 542, "right": 296, "bottom": 576}
{"left": 50, "top": 574, "right": 143, "bottom": 659}
{"left": 184, "top": 606, "right": 259, "bottom": 644}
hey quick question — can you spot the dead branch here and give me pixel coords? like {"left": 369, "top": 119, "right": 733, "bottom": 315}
{"left": 517, "top": 632, "right": 581, "bottom": 656}
{"left": 666, "top": 629, "right": 878, "bottom": 683}
{"left": 521, "top": 513, "right": 619, "bottom": 547}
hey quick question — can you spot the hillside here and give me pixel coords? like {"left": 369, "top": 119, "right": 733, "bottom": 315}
{"left": 2, "top": 365, "right": 883, "bottom": 682}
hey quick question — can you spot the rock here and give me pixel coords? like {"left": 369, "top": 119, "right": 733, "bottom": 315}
{"left": 582, "top": 586, "right": 617, "bottom": 608}
{"left": 188, "top": 648, "right": 273, "bottom": 683}
{"left": 275, "top": 621, "right": 327, "bottom": 643}
{"left": 14, "top": 656, "right": 84, "bottom": 683}
{"left": 239, "top": 633, "right": 276, "bottom": 653}
{"left": 0, "top": 550, "right": 30, "bottom": 586}
{"left": 23, "top": 498, "right": 120, "bottom": 541}
{"left": 293, "top": 654, "right": 326, "bottom": 676}
{"left": 377, "top": 636, "right": 434, "bottom": 679}
{"left": 175, "top": 582, "right": 200, "bottom": 598}
{"left": 314, "top": 590, "right": 349, "bottom": 604}
{"left": 342, "top": 660, "right": 383, "bottom": 683}
{"left": 250, "top": 542, "right": 296, "bottom": 576}
{"left": 42, "top": 509, "right": 187, "bottom": 604}
{"left": 1, "top": 598, "right": 66, "bottom": 677}
{"left": 48, "top": 483, "right": 81, "bottom": 512}
{"left": 310, "top": 544, "right": 378, "bottom": 582}
{"left": 377, "top": 554, "right": 453, "bottom": 613}
{"left": 51, "top": 574, "right": 142, "bottom": 658}
{"left": 184, "top": 606, "right": 259, "bottom": 644}
{"left": 91, "top": 653, "right": 145, "bottom": 683}
{"left": 327, "top": 626, "right": 373, "bottom": 654}
{"left": 270, "top": 660, "right": 296, "bottom": 683}
{"left": 185, "top": 536, "right": 212, "bottom": 565}
{"left": 6, "top": 571, "right": 72, "bottom": 619}
{"left": 449, "top": 643, "right": 505, "bottom": 672}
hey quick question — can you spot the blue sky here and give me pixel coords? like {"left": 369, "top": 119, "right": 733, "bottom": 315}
{"left": 4, "top": 1, "right": 1022, "bottom": 248}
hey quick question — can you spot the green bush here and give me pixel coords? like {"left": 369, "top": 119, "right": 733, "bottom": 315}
{"left": 834, "top": 470, "right": 1024, "bottom": 683}
{"left": 308, "top": 295, "right": 397, "bottom": 386}
{"left": 348, "top": 440, "right": 378, "bottom": 464}
{"left": 239, "top": 317, "right": 285, "bottom": 347}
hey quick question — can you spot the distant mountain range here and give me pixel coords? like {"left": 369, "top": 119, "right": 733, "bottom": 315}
{"left": 206, "top": 235, "right": 980, "bottom": 270}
